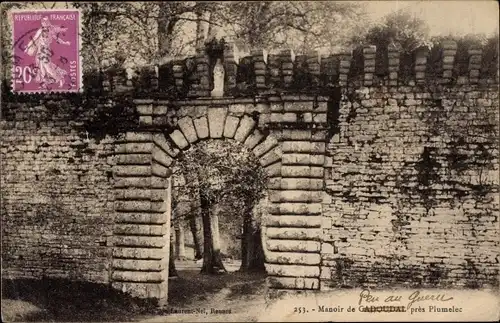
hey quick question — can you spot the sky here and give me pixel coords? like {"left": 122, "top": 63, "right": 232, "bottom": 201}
{"left": 364, "top": 0, "right": 499, "bottom": 36}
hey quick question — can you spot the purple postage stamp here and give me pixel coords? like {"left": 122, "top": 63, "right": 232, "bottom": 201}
{"left": 11, "top": 9, "right": 82, "bottom": 93}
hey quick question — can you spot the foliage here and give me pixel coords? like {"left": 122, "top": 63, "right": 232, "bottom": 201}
{"left": 350, "top": 8, "right": 431, "bottom": 53}
{"left": 216, "top": 1, "right": 365, "bottom": 54}
{"left": 172, "top": 140, "right": 268, "bottom": 229}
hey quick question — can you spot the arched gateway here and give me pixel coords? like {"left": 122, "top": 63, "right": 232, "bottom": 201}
{"left": 112, "top": 94, "right": 331, "bottom": 301}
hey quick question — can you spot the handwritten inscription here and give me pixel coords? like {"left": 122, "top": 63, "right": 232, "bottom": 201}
{"left": 358, "top": 289, "right": 454, "bottom": 311}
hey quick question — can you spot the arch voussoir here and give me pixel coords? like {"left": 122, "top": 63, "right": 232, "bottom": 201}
{"left": 253, "top": 135, "right": 279, "bottom": 158}
{"left": 207, "top": 107, "right": 227, "bottom": 138}
{"left": 177, "top": 116, "right": 198, "bottom": 144}
{"left": 259, "top": 146, "right": 282, "bottom": 167}
{"left": 193, "top": 116, "right": 209, "bottom": 139}
{"left": 169, "top": 130, "right": 189, "bottom": 150}
{"left": 223, "top": 115, "right": 240, "bottom": 138}
{"left": 234, "top": 115, "right": 256, "bottom": 142}
{"left": 244, "top": 129, "right": 264, "bottom": 149}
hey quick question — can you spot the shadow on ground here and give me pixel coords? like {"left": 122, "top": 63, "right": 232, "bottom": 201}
{"left": 2, "top": 270, "right": 267, "bottom": 322}
{"left": 2, "top": 278, "right": 156, "bottom": 322}
{"left": 162, "top": 270, "right": 267, "bottom": 308}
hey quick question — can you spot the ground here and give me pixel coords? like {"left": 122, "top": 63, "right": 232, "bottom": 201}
{"left": 1, "top": 260, "right": 267, "bottom": 322}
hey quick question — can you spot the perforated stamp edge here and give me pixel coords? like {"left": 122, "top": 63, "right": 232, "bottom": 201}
{"left": 9, "top": 8, "right": 83, "bottom": 94}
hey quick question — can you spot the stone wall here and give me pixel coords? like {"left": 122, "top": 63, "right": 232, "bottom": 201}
{"left": 1, "top": 39, "right": 498, "bottom": 301}
{"left": 1, "top": 99, "right": 115, "bottom": 283}
{"left": 321, "top": 84, "right": 499, "bottom": 289}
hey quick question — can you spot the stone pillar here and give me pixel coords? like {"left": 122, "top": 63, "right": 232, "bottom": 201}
{"left": 468, "top": 46, "right": 482, "bottom": 84}
{"left": 280, "top": 50, "right": 294, "bottom": 88}
{"left": 265, "top": 96, "right": 328, "bottom": 294}
{"left": 195, "top": 49, "right": 211, "bottom": 97}
{"left": 414, "top": 46, "right": 429, "bottom": 84}
{"left": 267, "top": 53, "right": 281, "bottom": 91}
{"left": 388, "top": 44, "right": 400, "bottom": 87}
{"left": 172, "top": 61, "right": 184, "bottom": 92}
{"left": 111, "top": 102, "right": 174, "bottom": 303}
{"left": 252, "top": 49, "right": 267, "bottom": 90}
{"left": 363, "top": 45, "right": 376, "bottom": 86}
{"left": 338, "top": 52, "right": 352, "bottom": 86}
{"left": 441, "top": 40, "right": 457, "bottom": 83}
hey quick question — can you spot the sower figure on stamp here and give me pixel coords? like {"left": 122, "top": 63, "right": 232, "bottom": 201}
{"left": 24, "top": 16, "right": 70, "bottom": 89}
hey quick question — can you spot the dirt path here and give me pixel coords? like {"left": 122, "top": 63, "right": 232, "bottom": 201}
{"left": 140, "top": 277, "right": 267, "bottom": 323}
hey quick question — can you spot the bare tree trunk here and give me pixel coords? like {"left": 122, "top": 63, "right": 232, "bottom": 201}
{"left": 169, "top": 231, "right": 178, "bottom": 277}
{"left": 240, "top": 208, "right": 266, "bottom": 272}
{"left": 157, "top": 4, "right": 177, "bottom": 59}
{"left": 189, "top": 214, "right": 203, "bottom": 260}
{"left": 195, "top": 8, "right": 205, "bottom": 49}
{"left": 175, "top": 224, "right": 186, "bottom": 260}
{"left": 200, "top": 190, "right": 226, "bottom": 274}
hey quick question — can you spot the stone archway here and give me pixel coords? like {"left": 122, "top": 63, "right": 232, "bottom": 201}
{"left": 111, "top": 96, "right": 329, "bottom": 302}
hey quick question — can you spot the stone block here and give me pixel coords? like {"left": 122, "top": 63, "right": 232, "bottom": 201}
{"left": 112, "top": 258, "right": 165, "bottom": 271}
{"left": 115, "top": 143, "right": 153, "bottom": 154}
{"left": 266, "top": 251, "right": 321, "bottom": 265}
{"left": 282, "top": 141, "right": 325, "bottom": 153}
{"left": 281, "top": 166, "right": 310, "bottom": 177}
{"left": 208, "top": 107, "right": 227, "bottom": 138}
{"left": 169, "top": 130, "right": 189, "bottom": 150}
{"left": 115, "top": 200, "right": 151, "bottom": 212}
{"left": 281, "top": 130, "right": 311, "bottom": 141}
{"left": 267, "top": 276, "right": 319, "bottom": 290}
{"left": 275, "top": 190, "right": 323, "bottom": 202}
{"left": 265, "top": 162, "right": 282, "bottom": 177}
{"left": 114, "top": 177, "right": 151, "bottom": 188}
{"left": 259, "top": 146, "right": 282, "bottom": 167}
{"left": 266, "top": 239, "right": 321, "bottom": 253}
{"left": 280, "top": 178, "right": 323, "bottom": 190}
{"left": 253, "top": 136, "right": 279, "bottom": 157}
{"left": 278, "top": 203, "right": 322, "bottom": 215}
{"left": 234, "top": 115, "right": 256, "bottom": 142}
{"left": 139, "top": 116, "right": 153, "bottom": 125}
{"left": 114, "top": 165, "right": 151, "bottom": 177}
{"left": 265, "top": 215, "right": 322, "bottom": 228}
{"left": 152, "top": 162, "right": 171, "bottom": 178}
{"left": 117, "top": 154, "right": 152, "bottom": 165}
{"left": 266, "top": 227, "right": 322, "bottom": 240}
{"left": 115, "top": 213, "right": 167, "bottom": 224}
{"left": 153, "top": 134, "right": 179, "bottom": 157}
{"left": 177, "top": 116, "right": 198, "bottom": 144}
{"left": 115, "top": 189, "right": 152, "bottom": 200}
{"left": 125, "top": 132, "right": 153, "bottom": 142}
{"left": 284, "top": 102, "right": 313, "bottom": 112}
{"left": 111, "top": 282, "right": 167, "bottom": 299}
{"left": 152, "top": 148, "right": 173, "bottom": 167}
{"left": 112, "top": 235, "right": 166, "bottom": 247}
{"left": 244, "top": 129, "right": 264, "bottom": 149}
{"left": 113, "top": 247, "right": 167, "bottom": 259}
{"left": 265, "top": 264, "right": 320, "bottom": 278}
{"left": 313, "top": 113, "right": 327, "bottom": 123}
{"left": 193, "top": 116, "right": 209, "bottom": 139}
{"left": 223, "top": 115, "right": 240, "bottom": 138}
{"left": 112, "top": 271, "right": 164, "bottom": 282}
{"left": 113, "top": 224, "right": 166, "bottom": 236}
{"left": 153, "top": 105, "right": 168, "bottom": 115}
{"left": 136, "top": 104, "right": 153, "bottom": 115}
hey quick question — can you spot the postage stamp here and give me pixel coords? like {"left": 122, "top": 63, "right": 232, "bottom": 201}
{"left": 10, "top": 9, "right": 82, "bottom": 93}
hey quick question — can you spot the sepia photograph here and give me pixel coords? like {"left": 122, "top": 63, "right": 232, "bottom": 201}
{"left": 1, "top": 1, "right": 499, "bottom": 322}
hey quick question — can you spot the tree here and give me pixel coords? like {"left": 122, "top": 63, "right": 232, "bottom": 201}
{"left": 215, "top": 1, "right": 365, "bottom": 53}
{"left": 350, "top": 8, "right": 431, "bottom": 53}
{"left": 174, "top": 140, "right": 268, "bottom": 274}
